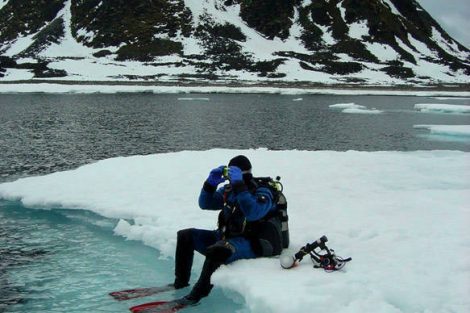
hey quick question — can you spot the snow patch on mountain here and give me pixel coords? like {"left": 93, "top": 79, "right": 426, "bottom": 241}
{"left": 431, "top": 27, "right": 469, "bottom": 60}
{"left": 349, "top": 20, "right": 369, "bottom": 40}
{"left": 0, "top": 0, "right": 8, "bottom": 10}
{"left": 3, "top": 33, "right": 36, "bottom": 57}
{"left": 317, "top": 24, "right": 336, "bottom": 45}
{"left": 382, "top": 0, "right": 403, "bottom": 17}
{"left": 40, "top": 0, "right": 95, "bottom": 58}
{"left": 365, "top": 43, "right": 400, "bottom": 62}
{"left": 337, "top": 1, "right": 347, "bottom": 22}
{"left": 408, "top": 34, "right": 436, "bottom": 58}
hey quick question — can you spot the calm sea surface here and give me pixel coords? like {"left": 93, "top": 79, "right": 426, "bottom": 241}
{"left": 0, "top": 93, "right": 469, "bottom": 312}
{"left": 1, "top": 93, "right": 469, "bottom": 183}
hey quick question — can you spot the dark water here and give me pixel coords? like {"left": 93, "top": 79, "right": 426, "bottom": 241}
{"left": 1, "top": 93, "right": 469, "bottom": 183}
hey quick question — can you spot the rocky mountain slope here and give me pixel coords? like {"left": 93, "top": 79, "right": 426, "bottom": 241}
{"left": 0, "top": 0, "right": 469, "bottom": 85}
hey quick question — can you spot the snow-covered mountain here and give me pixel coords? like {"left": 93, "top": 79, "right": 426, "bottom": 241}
{"left": 0, "top": 0, "right": 469, "bottom": 86}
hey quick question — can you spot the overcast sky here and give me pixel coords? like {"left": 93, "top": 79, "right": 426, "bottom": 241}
{"left": 417, "top": 0, "right": 470, "bottom": 48}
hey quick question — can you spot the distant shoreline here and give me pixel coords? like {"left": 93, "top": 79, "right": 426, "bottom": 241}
{"left": 1, "top": 80, "right": 469, "bottom": 96}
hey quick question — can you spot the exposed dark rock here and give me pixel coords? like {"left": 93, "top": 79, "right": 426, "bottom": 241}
{"left": 198, "top": 21, "right": 246, "bottom": 42}
{"left": 0, "top": 56, "right": 17, "bottom": 68}
{"left": 93, "top": 50, "right": 113, "bottom": 58}
{"left": 332, "top": 39, "right": 380, "bottom": 63}
{"left": 239, "top": 0, "right": 299, "bottom": 40}
{"left": 252, "top": 59, "right": 286, "bottom": 75}
{"left": 34, "top": 67, "right": 68, "bottom": 78}
{"left": 115, "top": 39, "right": 183, "bottom": 62}
{"left": 15, "top": 62, "right": 67, "bottom": 78}
{"left": 178, "top": 73, "right": 219, "bottom": 80}
{"left": 298, "top": 5, "right": 325, "bottom": 50}
{"left": 382, "top": 65, "right": 415, "bottom": 79}
{"left": 323, "top": 61, "right": 363, "bottom": 75}
{"left": 194, "top": 14, "right": 254, "bottom": 72}
{"left": 112, "top": 74, "right": 165, "bottom": 80}
{"left": 71, "top": 0, "right": 192, "bottom": 48}
{"left": 0, "top": 0, "right": 64, "bottom": 42}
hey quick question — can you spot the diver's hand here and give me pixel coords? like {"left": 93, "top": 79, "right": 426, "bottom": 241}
{"left": 228, "top": 166, "right": 243, "bottom": 184}
{"left": 206, "top": 165, "right": 226, "bottom": 186}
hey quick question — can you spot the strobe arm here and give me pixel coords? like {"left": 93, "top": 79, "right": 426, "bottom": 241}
{"left": 293, "top": 235, "right": 328, "bottom": 262}
{"left": 280, "top": 236, "right": 329, "bottom": 269}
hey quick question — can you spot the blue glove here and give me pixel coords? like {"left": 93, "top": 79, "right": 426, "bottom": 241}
{"left": 228, "top": 166, "right": 243, "bottom": 184}
{"left": 207, "top": 165, "right": 226, "bottom": 187}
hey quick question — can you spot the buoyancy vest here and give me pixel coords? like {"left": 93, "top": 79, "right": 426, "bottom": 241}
{"left": 218, "top": 177, "right": 289, "bottom": 256}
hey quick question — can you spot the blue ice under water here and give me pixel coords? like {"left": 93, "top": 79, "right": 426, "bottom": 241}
{"left": 0, "top": 200, "right": 248, "bottom": 313}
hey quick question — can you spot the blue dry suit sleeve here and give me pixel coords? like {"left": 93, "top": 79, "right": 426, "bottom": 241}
{"left": 235, "top": 187, "right": 274, "bottom": 221}
{"left": 198, "top": 187, "right": 224, "bottom": 210}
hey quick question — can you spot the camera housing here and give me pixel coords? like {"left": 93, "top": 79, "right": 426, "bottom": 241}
{"left": 222, "top": 166, "right": 230, "bottom": 179}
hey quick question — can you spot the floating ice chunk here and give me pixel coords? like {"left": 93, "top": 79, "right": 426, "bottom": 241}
{"left": 329, "top": 103, "right": 366, "bottom": 109}
{"left": 414, "top": 125, "right": 470, "bottom": 137}
{"left": 177, "top": 97, "right": 210, "bottom": 101}
{"left": 414, "top": 103, "right": 470, "bottom": 113}
{"left": 432, "top": 97, "right": 470, "bottom": 101}
{"left": 342, "top": 108, "right": 383, "bottom": 114}
{"left": 329, "top": 103, "right": 382, "bottom": 114}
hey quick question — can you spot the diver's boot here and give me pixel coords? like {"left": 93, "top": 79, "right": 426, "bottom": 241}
{"left": 178, "top": 258, "right": 219, "bottom": 305}
{"left": 178, "top": 241, "right": 234, "bottom": 304}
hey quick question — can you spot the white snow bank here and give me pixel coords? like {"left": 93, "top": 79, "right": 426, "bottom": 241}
{"left": 414, "top": 103, "right": 470, "bottom": 113}
{"left": 414, "top": 125, "right": 470, "bottom": 137}
{"left": 1, "top": 83, "right": 470, "bottom": 97}
{"left": 0, "top": 149, "right": 469, "bottom": 313}
{"left": 329, "top": 102, "right": 383, "bottom": 114}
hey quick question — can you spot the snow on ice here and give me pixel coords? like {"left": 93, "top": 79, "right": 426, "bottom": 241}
{"left": 0, "top": 149, "right": 469, "bottom": 313}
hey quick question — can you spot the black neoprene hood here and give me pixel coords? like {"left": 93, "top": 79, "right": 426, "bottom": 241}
{"left": 228, "top": 155, "right": 252, "bottom": 172}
